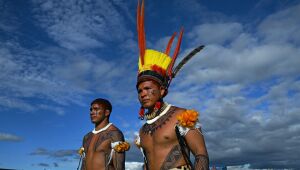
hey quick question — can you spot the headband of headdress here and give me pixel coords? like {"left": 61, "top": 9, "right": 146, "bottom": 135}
{"left": 136, "top": 0, "right": 205, "bottom": 118}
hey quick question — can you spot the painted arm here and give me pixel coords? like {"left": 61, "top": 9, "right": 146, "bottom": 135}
{"left": 185, "top": 128, "right": 209, "bottom": 170}
{"left": 112, "top": 151, "right": 125, "bottom": 170}
{"left": 79, "top": 134, "right": 89, "bottom": 170}
{"left": 110, "top": 130, "right": 126, "bottom": 170}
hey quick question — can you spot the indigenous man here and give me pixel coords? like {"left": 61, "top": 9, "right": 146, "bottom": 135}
{"left": 78, "top": 98, "right": 130, "bottom": 170}
{"left": 135, "top": 1, "right": 209, "bottom": 170}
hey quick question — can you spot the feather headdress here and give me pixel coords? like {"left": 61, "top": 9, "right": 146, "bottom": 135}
{"left": 136, "top": 0, "right": 204, "bottom": 90}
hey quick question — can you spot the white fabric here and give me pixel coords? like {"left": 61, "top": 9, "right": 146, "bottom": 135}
{"left": 106, "top": 141, "right": 123, "bottom": 167}
{"left": 92, "top": 123, "right": 112, "bottom": 134}
{"left": 135, "top": 135, "right": 147, "bottom": 163}
{"left": 135, "top": 135, "right": 141, "bottom": 146}
{"left": 177, "top": 122, "right": 201, "bottom": 136}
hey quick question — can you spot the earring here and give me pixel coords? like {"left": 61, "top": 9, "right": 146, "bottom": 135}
{"left": 139, "top": 107, "right": 145, "bottom": 120}
{"left": 154, "top": 101, "right": 161, "bottom": 111}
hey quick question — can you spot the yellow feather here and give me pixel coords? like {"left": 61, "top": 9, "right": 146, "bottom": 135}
{"left": 138, "top": 49, "right": 172, "bottom": 73}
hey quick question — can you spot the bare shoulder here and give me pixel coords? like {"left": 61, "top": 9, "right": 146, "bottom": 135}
{"left": 160, "top": 106, "right": 186, "bottom": 125}
{"left": 83, "top": 132, "right": 93, "bottom": 141}
{"left": 83, "top": 132, "right": 92, "bottom": 138}
{"left": 172, "top": 106, "right": 186, "bottom": 113}
{"left": 107, "top": 124, "right": 124, "bottom": 141}
{"left": 109, "top": 124, "right": 122, "bottom": 132}
{"left": 171, "top": 106, "right": 186, "bottom": 117}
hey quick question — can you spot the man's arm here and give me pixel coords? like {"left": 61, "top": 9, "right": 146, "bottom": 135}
{"left": 110, "top": 130, "right": 126, "bottom": 170}
{"left": 194, "top": 153, "right": 209, "bottom": 170}
{"left": 185, "top": 128, "right": 209, "bottom": 170}
{"left": 80, "top": 134, "right": 88, "bottom": 170}
{"left": 112, "top": 151, "right": 125, "bottom": 169}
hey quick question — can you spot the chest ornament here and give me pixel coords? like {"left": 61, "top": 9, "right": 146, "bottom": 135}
{"left": 142, "top": 106, "right": 176, "bottom": 135}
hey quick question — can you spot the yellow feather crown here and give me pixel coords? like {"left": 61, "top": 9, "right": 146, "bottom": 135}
{"left": 138, "top": 49, "right": 172, "bottom": 74}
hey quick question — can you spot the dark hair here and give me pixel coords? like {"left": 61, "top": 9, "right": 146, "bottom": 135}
{"left": 91, "top": 98, "right": 112, "bottom": 112}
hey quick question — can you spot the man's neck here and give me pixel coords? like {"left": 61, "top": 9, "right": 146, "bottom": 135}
{"left": 95, "top": 120, "right": 109, "bottom": 131}
{"left": 145, "top": 103, "right": 171, "bottom": 124}
{"left": 145, "top": 102, "right": 168, "bottom": 120}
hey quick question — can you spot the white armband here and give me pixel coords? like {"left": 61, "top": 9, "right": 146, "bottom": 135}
{"left": 107, "top": 141, "right": 130, "bottom": 167}
{"left": 135, "top": 135, "right": 141, "bottom": 146}
{"left": 134, "top": 135, "right": 147, "bottom": 163}
{"left": 177, "top": 122, "right": 201, "bottom": 137}
{"left": 107, "top": 141, "right": 122, "bottom": 166}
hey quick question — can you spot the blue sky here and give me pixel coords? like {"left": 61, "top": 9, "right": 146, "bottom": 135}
{"left": 1, "top": 0, "right": 300, "bottom": 169}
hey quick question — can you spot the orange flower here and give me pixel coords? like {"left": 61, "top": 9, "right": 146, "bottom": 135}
{"left": 113, "top": 142, "right": 130, "bottom": 152}
{"left": 78, "top": 147, "right": 84, "bottom": 156}
{"left": 177, "top": 109, "right": 199, "bottom": 128}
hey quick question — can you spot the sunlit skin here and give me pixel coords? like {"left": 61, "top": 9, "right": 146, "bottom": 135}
{"left": 137, "top": 80, "right": 208, "bottom": 170}
{"left": 90, "top": 103, "right": 108, "bottom": 126}
{"left": 81, "top": 103, "right": 125, "bottom": 170}
{"left": 137, "top": 80, "right": 165, "bottom": 110}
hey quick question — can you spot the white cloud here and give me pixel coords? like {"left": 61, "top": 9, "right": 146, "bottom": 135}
{"left": 165, "top": 2, "right": 300, "bottom": 169}
{"left": 31, "top": 0, "right": 133, "bottom": 51}
{"left": 0, "top": 132, "right": 22, "bottom": 142}
{"left": 0, "top": 42, "right": 90, "bottom": 113}
{"left": 188, "top": 22, "right": 243, "bottom": 45}
{"left": 258, "top": 3, "right": 300, "bottom": 45}
{"left": 125, "top": 162, "right": 143, "bottom": 170}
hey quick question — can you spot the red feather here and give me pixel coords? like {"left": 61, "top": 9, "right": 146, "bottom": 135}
{"left": 137, "top": 0, "right": 146, "bottom": 65}
{"left": 165, "top": 32, "right": 177, "bottom": 55}
{"left": 167, "top": 28, "right": 184, "bottom": 76}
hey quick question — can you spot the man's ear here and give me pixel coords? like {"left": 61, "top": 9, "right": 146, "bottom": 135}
{"left": 160, "top": 86, "right": 166, "bottom": 97}
{"left": 105, "top": 110, "right": 110, "bottom": 117}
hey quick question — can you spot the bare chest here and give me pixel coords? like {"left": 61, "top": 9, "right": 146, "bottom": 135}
{"left": 140, "top": 113, "right": 178, "bottom": 150}
{"left": 142, "top": 125, "right": 177, "bottom": 145}
{"left": 86, "top": 133, "right": 112, "bottom": 154}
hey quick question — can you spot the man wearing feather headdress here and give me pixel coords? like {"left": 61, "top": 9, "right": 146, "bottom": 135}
{"left": 135, "top": 1, "right": 209, "bottom": 170}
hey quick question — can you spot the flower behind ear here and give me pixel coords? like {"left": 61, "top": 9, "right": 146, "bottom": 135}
{"left": 177, "top": 110, "right": 199, "bottom": 128}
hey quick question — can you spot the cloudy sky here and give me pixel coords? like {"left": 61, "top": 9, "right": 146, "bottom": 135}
{"left": 1, "top": 0, "right": 299, "bottom": 169}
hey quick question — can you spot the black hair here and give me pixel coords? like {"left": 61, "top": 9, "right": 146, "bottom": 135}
{"left": 90, "top": 98, "right": 112, "bottom": 112}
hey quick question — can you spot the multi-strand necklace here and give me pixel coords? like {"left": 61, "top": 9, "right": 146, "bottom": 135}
{"left": 142, "top": 103, "right": 175, "bottom": 135}
{"left": 145, "top": 102, "right": 168, "bottom": 121}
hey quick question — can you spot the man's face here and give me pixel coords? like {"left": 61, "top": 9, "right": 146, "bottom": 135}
{"left": 137, "top": 80, "right": 165, "bottom": 109}
{"left": 89, "top": 103, "right": 107, "bottom": 124}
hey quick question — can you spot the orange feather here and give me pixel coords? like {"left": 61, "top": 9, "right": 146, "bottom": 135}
{"left": 165, "top": 32, "right": 177, "bottom": 55}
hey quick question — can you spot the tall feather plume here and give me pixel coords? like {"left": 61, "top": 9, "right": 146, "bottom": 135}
{"left": 167, "top": 28, "right": 184, "bottom": 77}
{"left": 165, "top": 32, "right": 177, "bottom": 56}
{"left": 137, "top": 0, "right": 146, "bottom": 65}
{"left": 172, "top": 45, "right": 205, "bottom": 78}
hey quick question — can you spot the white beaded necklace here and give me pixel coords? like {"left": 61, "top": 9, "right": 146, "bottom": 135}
{"left": 146, "top": 104, "right": 172, "bottom": 124}
{"left": 92, "top": 123, "right": 112, "bottom": 134}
